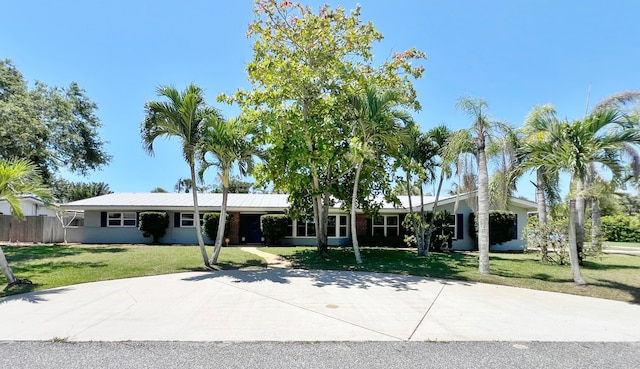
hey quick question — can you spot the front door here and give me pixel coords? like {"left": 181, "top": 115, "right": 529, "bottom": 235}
{"left": 240, "top": 214, "right": 263, "bottom": 244}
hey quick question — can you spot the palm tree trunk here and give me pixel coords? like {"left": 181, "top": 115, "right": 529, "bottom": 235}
{"left": 536, "top": 170, "right": 547, "bottom": 226}
{"left": 575, "top": 179, "right": 585, "bottom": 265}
{"left": 350, "top": 162, "right": 363, "bottom": 265}
{"left": 477, "top": 148, "right": 491, "bottom": 274}
{"left": 419, "top": 183, "right": 427, "bottom": 256}
{"left": 0, "top": 246, "right": 17, "bottom": 285}
{"left": 211, "top": 172, "right": 229, "bottom": 264}
{"left": 424, "top": 170, "right": 445, "bottom": 253}
{"left": 591, "top": 198, "right": 602, "bottom": 253}
{"left": 190, "top": 162, "right": 209, "bottom": 267}
{"left": 568, "top": 199, "right": 586, "bottom": 285}
{"left": 406, "top": 172, "right": 420, "bottom": 254}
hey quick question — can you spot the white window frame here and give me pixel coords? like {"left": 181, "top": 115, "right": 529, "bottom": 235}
{"left": 181, "top": 213, "right": 204, "bottom": 227}
{"left": 448, "top": 213, "right": 458, "bottom": 240}
{"left": 107, "top": 212, "right": 137, "bottom": 227}
{"left": 286, "top": 215, "right": 349, "bottom": 238}
{"left": 372, "top": 215, "right": 399, "bottom": 237}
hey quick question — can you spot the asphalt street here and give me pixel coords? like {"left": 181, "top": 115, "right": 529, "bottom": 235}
{"left": 0, "top": 341, "right": 639, "bottom": 369}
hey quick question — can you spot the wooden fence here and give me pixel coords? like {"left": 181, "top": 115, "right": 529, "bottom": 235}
{"left": 0, "top": 215, "right": 64, "bottom": 243}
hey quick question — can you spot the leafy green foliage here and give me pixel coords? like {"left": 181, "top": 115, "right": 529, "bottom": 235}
{"left": 469, "top": 211, "right": 516, "bottom": 246}
{"left": 601, "top": 215, "right": 640, "bottom": 242}
{"left": 522, "top": 215, "right": 570, "bottom": 265}
{"left": 202, "top": 213, "right": 232, "bottom": 242}
{"left": 0, "top": 59, "right": 111, "bottom": 182}
{"left": 226, "top": 1, "right": 425, "bottom": 255}
{"left": 138, "top": 212, "right": 169, "bottom": 244}
{"left": 260, "top": 214, "right": 289, "bottom": 245}
{"left": 51, "top": 178, "right": 112, "bottom": 202}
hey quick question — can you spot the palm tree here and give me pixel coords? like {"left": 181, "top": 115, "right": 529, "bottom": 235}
{"left": 521, "top": 108, "right": 640, "bottom": 284}
{"left": 199, "top": 114, "right": 263, "bottom": 264}
{"left": 141, "top": 84, "right": 211, "bottom": 266}
{"left": 443, "top": 97, "right": 495, "bottom": 275}
{"left": 347, "top": 84, "right": 411, "bottom": 264}
{"left": 0, "top": 158, "right": 53, "bottom": 286}
{"left": 423, "top": 124, "right": 453, "bottom": 254}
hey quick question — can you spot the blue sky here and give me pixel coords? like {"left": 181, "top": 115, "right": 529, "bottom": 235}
{"left": 3, "top": 0, "right": 639, "bottom": 200}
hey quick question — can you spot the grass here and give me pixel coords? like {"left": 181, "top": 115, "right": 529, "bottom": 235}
{"left": 260, "top": 246, "right": 640, "bottom": 303}
{"left": 604, "top": 241, "right": 640, "bottom": 248}
{"left": 0, "top": 244, "right": 265, "bottom": 298}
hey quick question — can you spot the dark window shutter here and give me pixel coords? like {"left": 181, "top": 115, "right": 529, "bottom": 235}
{"left": 174, "top": 212, "right": 180, "bottom": 228}
{"left": 136, "top": 212, "right": 140, "bottom": 227}
{"left": 366, "top": 217, "right": 372, "bottom": 236}
{"left": 456, "top": 213, "right": 463, "bottom": 240}
{"left": 512, "top": 214, "right": 518, "bottom": 239}
{"left": 101, "top": 212, "right": 107, "bottom": 227}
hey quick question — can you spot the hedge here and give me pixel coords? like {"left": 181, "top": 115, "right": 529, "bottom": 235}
{"left": 138, "top": 212, "right": 169, "bottom": 244}
{"left": 601, "top": 214, "right": 640, "bottom": 242}
{"left": 260, "top": 214, "right": 289, "bottom": 245}
{"left": 469, "top": 211, "right": 516, "bottom": 246}
{"left": 203, "top": 213, "right": 232, "bottom": 242}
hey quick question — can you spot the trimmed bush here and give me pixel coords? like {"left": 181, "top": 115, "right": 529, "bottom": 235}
{"left": 138, "top": 212, "right": 169, "bottom": 244}
{"left": 260, "top": 214, "right": 289, "bottom": 245}
{"left": 469, "top": 211, "right": 516, "bottom": 246}
{"left": 203, "top": 213, "right": 232, "bottom": 242}
{"left": 601, "top": 214, "right": 640, "bottom": 242}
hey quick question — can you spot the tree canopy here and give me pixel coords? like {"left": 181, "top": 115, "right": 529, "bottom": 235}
{"left": 0, "top": 59, "right": 111, "bottom": 183}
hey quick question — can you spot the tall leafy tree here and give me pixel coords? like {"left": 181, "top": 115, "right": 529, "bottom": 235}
{"left": 346, "top": 83, "right": 410, "bottom": 264}
{"left": 0, "top": 59, "right": 111, "bottom": 183}
{"left": 226, "top": 0, "right": 425, "bottom": 257}
{"left": 51, "top": 179, "right": 112, "bottom": 202}
{"left": 0, "top": 159, "right": 53, "bottom": 287}
{"left": 443, "top": 97, "right": 496, "bottom": 274}
{"left": 141, "top": 84, "right": 211, "bottom": 266}
{"left": 199, "top": 115, "right": 263, "bottom": 264}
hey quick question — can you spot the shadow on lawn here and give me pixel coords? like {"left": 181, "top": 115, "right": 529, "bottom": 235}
{"left": 3, "top": 245, "right": 127, "bottom": 263}
{"left": 591, "top": 279, "right": 640, "bottom": 305}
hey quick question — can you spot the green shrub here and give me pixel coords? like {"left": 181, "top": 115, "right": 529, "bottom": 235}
{"left": 260, "top": 214, "right": 289, "bottom": 245}
{"left": 138, "top": 212, "right": 169, "bottom": 244}
{"left": 203, "top": 213, "right": 232, "bottom": 242}
{"left": 469, "top": 211, "right": 516, "bottom": 246}
{"left": 601, "top": 214, "right": 640, "bottom": 242}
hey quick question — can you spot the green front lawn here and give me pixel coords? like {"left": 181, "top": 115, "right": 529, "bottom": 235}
{"left": 261, "top": 247, "right": 640, "bottom": 303}
{"left": 0, "top": 244, "right": 265, "bottom": 297}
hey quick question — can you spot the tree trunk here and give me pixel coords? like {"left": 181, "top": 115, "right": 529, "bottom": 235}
{"left": 406, "top": 172, "right": 420, "bottom": 255}
{"left": 419, "top": 183, "right": 427, "bottom": 256}
{"left": 190, "top": 162, "right": 210, "bottom": 267}
{"left": 477, "top": 148, "right": 491, "bottom": 274}
{"left": 536, "top": 170, "right": 547, "bottom": 226}
{"left": 211, "top": 170, "right": 229, "bottom": 264}
{"left": 350, "top": 162, "right": 363, "bottom": 264}
{"left": 575, "top": 179, "right": 585, "bottom": 265}
{"left": 424, "top": 171, "right": 445, "bottom": 254}
{"left": 591, "top": 197, "right": 602, "bottom": 253}
{"left": 568, "top": 199, "right": 587, "bottom": 285}
{"left": 0, "top": 246, "right": 17, "bottom": 285}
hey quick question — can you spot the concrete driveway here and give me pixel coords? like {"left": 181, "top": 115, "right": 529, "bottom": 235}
{"left": 0, "top": 269, "right": 638, "bottom": 342}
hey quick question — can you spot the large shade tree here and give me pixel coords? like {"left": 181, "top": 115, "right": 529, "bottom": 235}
{"left": 141, "top": 84, "right": 212, "bottom": 266}
{"left": 0, "top": 159, "right": 53, "bottom": 287}
{"left": 0, "top": 59, "right": 111, "bottom": 183}
{"left": 199, "top": 115, "right": 263, "bottom": 264}
{"left": 226, "top": 1, "right": 425, "bottom": 258}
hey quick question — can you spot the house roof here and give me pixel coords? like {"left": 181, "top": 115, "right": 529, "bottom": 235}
{"left": 61, "top": 192, "right": 536, "bottom": 213}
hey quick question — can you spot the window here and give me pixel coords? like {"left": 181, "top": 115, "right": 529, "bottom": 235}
{"left": 446, "top": 213, "right": 457, "bottom": 240}
{"left": 372, "top": 215, "right": 399, "bottom": 237}
{"left": 327, "top": 215, "right": 348, "bottom": 238}
{"left": 181, "top": 213, "right": 204, "bottom": 227}
{"left": 286, "top": 216, "right": 348, "bottom": 238}
{"left": 108, "top": 212, "right": 136, "bottom": 227}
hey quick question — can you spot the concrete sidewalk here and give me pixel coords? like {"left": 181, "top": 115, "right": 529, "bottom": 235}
{"left": 0, "top": 269, "right": 638, "bottom": 342}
